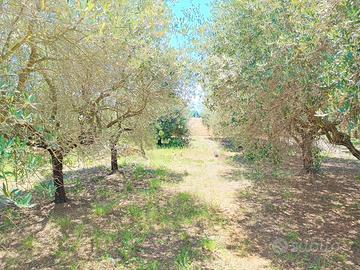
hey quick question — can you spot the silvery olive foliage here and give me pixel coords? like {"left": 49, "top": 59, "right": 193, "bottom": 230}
{"left": 202, "top": 0, "right": 359, "bottom": 172}
{"left": 0, "top": 0, "right": 183, "bottom": 203}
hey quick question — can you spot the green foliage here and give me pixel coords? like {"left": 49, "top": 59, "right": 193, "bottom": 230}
{"left": 203, "top": 0, "right": 360, "bottom": 168}
{"left": 0, "top": 185, "right": 35, "bottom": 208}
{"left": 0, "top": 0, "right": 181, "bottom": 204}
{"left": 156, "top": 110, "right": 190, "bottom": 148}
{"left": 313, "top": 147, "right": 326, "bottom": 173}
{"left": 0, "top": 135, "right": 42, "bottom": 185}
{"left": 33, "top": 180, "right": 56, "bottom": 199}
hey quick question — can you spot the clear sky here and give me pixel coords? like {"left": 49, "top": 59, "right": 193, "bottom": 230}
{"left": 168, "top": 0, "right": 213, "bottom": 113}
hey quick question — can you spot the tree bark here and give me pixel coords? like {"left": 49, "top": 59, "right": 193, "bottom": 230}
{"left": 110, "top": 142, "right": 118, "bottom": 174}
{"left": 51, "top": 152, "right": 67, "bottom": 203}
{"left": 300, "top": 132, "right": 316, "bottom": 173}
{"left": 317, "top": 117, "right": 360, "bottom": 160}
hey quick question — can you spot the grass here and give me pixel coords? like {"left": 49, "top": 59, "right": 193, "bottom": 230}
{"left": 175, "top": 245, "right": 196, "bottom": 270}
{"left": 281, "top": 188, "right": 294, "bottom": 200}
{"left": 21, "top": 235, "right": 35, "bottom": 250}
{"left": 286, "top": 231, "right": 301, "bottom": 242}
{"left": 53, "top": 216, "right": 72, "bottom": 233}
{"left": 4, "top": 122, "right": 357, "bottom": 269}
{"left": 0, "top": 159, "right": 221, "bottom": 269}
{"left": 201, "top": 238, "right": 217, "bottom": 253}
{"left": 92, "top": 202, "right": 116, "bottom": 216}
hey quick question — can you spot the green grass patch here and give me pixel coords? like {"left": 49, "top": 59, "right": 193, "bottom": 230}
{"left": 174, "top": 243, "right": 198, "bottom": 270}
{"left": 92, "top": 202, "right": 116, "bottom": 217}
{"left": 286, "top": 231, "right": 301, "bottom": 242}
{"left": 201, "top": 238, "right": 217, "bottom": 253}
{"left": 21, "top": 235, "right": 35, "bottom": 250}
{"left": 53, "top": 216, "right": 72, "bottom": 233}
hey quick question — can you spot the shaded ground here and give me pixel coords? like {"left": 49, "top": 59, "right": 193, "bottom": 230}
{"left": 146, "top": 118, "right": 359, "bottom": 269}
{"left": 0, "top": 165, "right": 222, "bottom": 269}
{"left": 1, "top": 118, "right": 359, "bottom": 270}
{"left": 231, "top": 155, "right": 360, "bottom": 270}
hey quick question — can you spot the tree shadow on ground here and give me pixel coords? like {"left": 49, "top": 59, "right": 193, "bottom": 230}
{"left": 211, "top": 137, "right": 243, "bottom": 153}
{"left": 0, "top": 164, "right": 216, "bottom": 270}
{"left": 230, "top": 154, "right": 360, "bottom": 269}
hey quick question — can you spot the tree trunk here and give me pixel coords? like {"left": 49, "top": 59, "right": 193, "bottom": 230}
{"left": 110, "top": 142, "right": 118, "bottom": 173}
{"left": 51, "top": 152, "right": 67, "bottom": 203}
{"left": 300, "top": 132, "right": 315, "bottom": 174}
{"left": 316, "top": 117, "right": 360, "bottom": 160}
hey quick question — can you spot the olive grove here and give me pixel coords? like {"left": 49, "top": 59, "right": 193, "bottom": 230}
{"left": 202, "top": 0, "right": 359, "bottom": 172}
{"left": 0, "top": 0, "right": 182, "bottom": 203}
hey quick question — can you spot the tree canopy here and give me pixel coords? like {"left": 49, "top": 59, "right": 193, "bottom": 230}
{"left": 202, "top": 0, "right": 359, "bottom": 172}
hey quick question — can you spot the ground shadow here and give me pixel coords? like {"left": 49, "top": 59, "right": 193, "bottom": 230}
{"left": 0, "top": 163, "right": 215, "bottom": 270}
{"left": 230, "top": 154, "right": 360, "bottom": 269}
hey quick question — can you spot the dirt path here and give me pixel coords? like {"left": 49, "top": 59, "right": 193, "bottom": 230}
{"left": 161, "top": 118, "right": 271, "bottom": 270}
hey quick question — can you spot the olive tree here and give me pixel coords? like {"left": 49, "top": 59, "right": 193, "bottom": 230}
{"left": 202, "top": 0, "right": 359, "bottom": 172}
{"left": 83, "top": 0, "right": 182, "bottom": 174}
{"left": 1, "top": 1, "right": 105, "bottom": 203}
{"left": 0, "top": 0, "right": 180, "bottom": 203}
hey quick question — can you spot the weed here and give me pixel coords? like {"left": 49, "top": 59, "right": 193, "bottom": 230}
{"left": 351, "top": 236, "right": 360, "bottom": 250}
{"left": 53, "top": 216, "right": 72, "bottom": 233}
{"left": 33, "top": 180, "right": 56, "bottom": 199}
{"left": 175, "top": 246, "right": 194, "bottom": 270}
{"left": 97, "top": 187, "right": 113, "bottom": 198}
{"left": 144, "top": 261, "right": 161, "bottom": 270}
{"left": 74, "top": 224, "right": 85, "bottom": 239}
{"left": 69, "top": 262, "right": 79, "bottom": 270}
{"left": 149, "top": 179, "right": 161, "bottom": 192}
{"left": 313, "top": 147, "right": 326, "bottom": 173}
{"left": 271, "top": 168, "right": 290, "bottom": 179}
{"left": 238, "top": 189, "right": 253, "bottom": 200}
{"left": 22, "top": 235, "right": 35, "bottom": 250}
{"left": 286, "top": 231, "right": 301, "bottom": 242}
{"left": 331, "top": 252, "right": 348, "bottom": 264}
{"left": 126, "top": 181, "right": 134, "bottom": 192}
{"left": 118, "top": 229, "right": 146, "bottom": 262}
{"left": 167, "top": 193, "right": 209, "bottom": 224}
{"left": 249, "top": 167, "right": 265, "bottom": 182}
{"left": 127, "top": 204, "right": 144, "bottom": 218}
{"left": 238, "top": 238, "right": 253, "bottom": 257}
{"left": 202, "top": 238, "right": 217, "bottom": 253}
{"left": 92, "top": 202, "right": 115, "bottom": 216}
{"left": 264, "top": 202, "right": 276, "bottom": 212}
{"left": 67, "top": 178, "right": 85, "bottom": 195}
{"left": 134, "top": 165, "right": 147, "bottom": 180}
{"left": 0, "top": 208, "right": 20, "bottom": 232}
{"left": 93, "top": 229, "right": 118, "bottom": 252}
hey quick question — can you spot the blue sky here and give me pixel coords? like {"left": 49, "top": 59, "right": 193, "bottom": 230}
{"left": 168, "top": 0, "right": 213, "bottom": 113}
{"left": 168, "top": 0, "right": 213, "bottom": 49}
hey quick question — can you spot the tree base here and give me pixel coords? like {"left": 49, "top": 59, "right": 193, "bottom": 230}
{"left": 108, "top": 169, "right": 119, "bottom": 175}
{"left": 54, "top": 197, "right": 68, "bottom": 204}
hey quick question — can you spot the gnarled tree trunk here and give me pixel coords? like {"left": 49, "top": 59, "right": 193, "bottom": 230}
{"left": 50, "top": 151, "right": 67, "bottom": 203}
{"left": 300, "top": 132, "right": 316, "bottom": 174}
{"left": 317, "top": 117, "right": 360, "bottom": 160}
{"left": 110, "top": 142, "right": 118, "bottom": 174}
